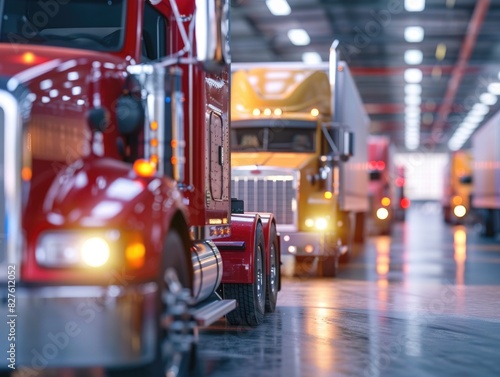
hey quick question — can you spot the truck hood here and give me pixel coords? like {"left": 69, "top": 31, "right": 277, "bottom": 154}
{"left": 0, "top": 44, "right": 126, "bottom": 87}
{"left": 231, "top": 152, "right": 316, "bottom": 170}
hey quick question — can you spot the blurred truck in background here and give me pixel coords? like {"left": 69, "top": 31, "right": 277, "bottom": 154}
{"left": 367, "top": 136, "right": 409, "bottom": 234}
{"left": 367, "top": 136, "right": 395, "bottom": 235}
{"left": 441, "top": 150, "right": 473, "bottom": 225}
{"left": 230, "top": 42, "right": 369, "bottom": 277}
{"left": 471, "top": 112, "right": 500, "bottom": 237}
{"left": 394, "top": 165, "right": 410, "bottom": 221}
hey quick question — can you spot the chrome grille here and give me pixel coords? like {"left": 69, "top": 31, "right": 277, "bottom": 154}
{"left": 231, "top": 170, "right": 297, "bottom": 225}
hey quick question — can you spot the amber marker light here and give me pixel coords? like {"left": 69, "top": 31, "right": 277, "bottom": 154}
{"left": 150, "top": 155, "right": 159, "bottom": 165}
{"left": 126, "top": 242, "right": 146, "bottom": 269}
{"left": 324, "top": 191, "right": 333, "bottom": 199}
{"left": 22, "top": 52, "right": 36, "bottom": 64}
{"left": 252, "top": 108, "right": 261, "bottom": 116}
{"left": 381, "top": 197, "right": 391, "bottom": 206}
{"left": 274, "top": 108, "right": 283, "bottom": 116}
{"left": 310, "top": 108, "right": 320, "bottom": 117}
{"left": 305, "top": 245, "right": 314, "bottom": 253}
{"left": 21, "top": 167, "right": 32, "bottom": 181}
{"left": 150, "top": 120, "right": 158, "bottom": 130}
{"left": 263, "top": 108, "right": 272, "bottom": 116}
{"left": 133, "top": 159, "right": 156, "bottom": 177}
{"left": 452, "top": 195, "right": 462, "bottom": 206}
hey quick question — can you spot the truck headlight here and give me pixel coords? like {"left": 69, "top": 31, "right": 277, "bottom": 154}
{"left": 305, "top": 218, "right": 315, "bottom": 228}
{"left": 376, "top": 208, "right": 389, "bottom": 220}
{"left": 453, "top": 205, "right": 466, "bottom": 218}
{"left": 315, "top": 218, "right": 328, "bottom": 230}
{"left": 36, "top": 231, "right": 119, "bottom": 268}
{"left": 80, "top": 237, "right": 110, "bottom": 267}
{"left": 305, "top": 217, "right": 329, "bottom": 230}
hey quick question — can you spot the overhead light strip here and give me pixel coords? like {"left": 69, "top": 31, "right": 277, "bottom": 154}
{"left": 287, "top": 29, "right": 310, "bottom": 46}
{"left": 266, "top": 0, "right": 291, "bottom": 16}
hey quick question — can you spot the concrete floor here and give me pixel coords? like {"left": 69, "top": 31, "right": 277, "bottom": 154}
{"left": 7, "top": 202, "right": 500, "bottom": 377}
{"left": 198, "top": 202, "right": 500, "bottom": 377}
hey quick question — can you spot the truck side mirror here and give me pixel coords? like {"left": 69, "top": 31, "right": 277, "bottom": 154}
{"left": 459, "top": 175, "right": 472, "bottom": 184}
{"left": 195, "top": 0, "right": 231, "bottom": 72}
{"left": 330, "top": 127, "right": 354, "bottom": 161}
{"left": 341, "top": 130, "right": 355, "bottom": 161}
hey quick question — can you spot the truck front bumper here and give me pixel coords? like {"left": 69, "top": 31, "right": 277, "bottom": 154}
{"left": 0, "top": 283, "right": 158, "bottom": 369}
{"left": 279, "top": 231, "right": 336, "bottom": 257}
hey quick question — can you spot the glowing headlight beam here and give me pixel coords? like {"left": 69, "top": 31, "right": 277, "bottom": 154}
{"left": 315, "top": 218, "right": 328, "bottom": 230}
{"left": 81, "top": 237, "right": 110, "bottom": 267}
{"left": 376, "top": 208, "right": 389, "bottom": 220}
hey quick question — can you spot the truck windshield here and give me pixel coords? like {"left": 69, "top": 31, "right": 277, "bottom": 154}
{"left": 0, "top": 0, "right": 126, "bottom": 51}
{"left": 232, "top": 126, "right": 316, "bottom": 153}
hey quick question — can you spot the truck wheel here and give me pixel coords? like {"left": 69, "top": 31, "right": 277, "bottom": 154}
{"left": 224, "top": 223, "right": 266, "bottom": 327}
{"left": 107, "top": 229, "right": 198, "bottom": 377}
{"left": 339, "top": 212, "right": 354, "bottom": 264}
{"left": 443, "top": 206, "right": 451, "bottom": 224}
{"left": 321, "top": 251, "right": 339, "bottom": 278}
{"left": 265, "top": 224, "right": 279, "bottom": 313}
{"left": 353, "top": 212, "right": 366, "bottom": 244}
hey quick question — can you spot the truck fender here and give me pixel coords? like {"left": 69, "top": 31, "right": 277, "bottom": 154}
{"left": 215, "top": 213, "right": 262, "bottom": 284}
{"left": 26, "top": 156, "right": 189, "bottom": 283}
{"left": 245, "top": 212, "right": 280, "bottom": 278}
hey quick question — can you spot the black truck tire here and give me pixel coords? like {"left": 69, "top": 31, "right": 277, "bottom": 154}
{"left": 321, "top": 252, "right": 339, "bottom": 277}
{"left": 265, "top": 224, "right": 279, "bottom": 313}
{"left": 107, "top": 228, "right": 200, "bottom": 377}
{"left": 224, "top": 223, "right": 266, "bottom": 327}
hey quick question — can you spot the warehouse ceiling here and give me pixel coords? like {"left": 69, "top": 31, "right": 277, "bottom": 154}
{"left": 229, "top": 0, "right": 500, "bottom": 152}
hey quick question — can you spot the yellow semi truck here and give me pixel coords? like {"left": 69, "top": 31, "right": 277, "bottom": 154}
{"left": 230, "top": 44, "right": 369, "bottom": 277}
{"left": 441, "top": 150, "right": 473, "bottom": 224}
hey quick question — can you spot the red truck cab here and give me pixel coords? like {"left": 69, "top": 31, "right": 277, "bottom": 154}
{"left": 0, "top": 0, "right": 279, "bottom": 374}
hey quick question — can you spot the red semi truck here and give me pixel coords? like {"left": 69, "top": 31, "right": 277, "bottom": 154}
{"left": 367, "top": 136, "right": 409, "bottom": 234}
{"left": 0, "top": 0, "right": 280, "bottom": 375}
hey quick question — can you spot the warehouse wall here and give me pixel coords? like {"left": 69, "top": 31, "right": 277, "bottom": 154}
{"left": 395, "top": 153, "right": 449, "bottom": 201}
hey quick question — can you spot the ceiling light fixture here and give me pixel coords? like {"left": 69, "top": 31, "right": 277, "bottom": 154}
{"left": 405, "top": 84, "right": 422, "bottom": 95}
{"left": 266, "top": 0, "right": 291, "bottom": 16}
{"left": 404, "top": 49, "right": 423, "bottom": 65}
{"left": 287, "top": 29, "right": 310, "bottom": 46}
{"left": 405, "top": 0, "right": 425, "bottom": 12}
{"left": 479, "top": 92, "right": 498, "bottom": 106}
{"left": 465, "top": 113, "right": 485, "bottom": 123}
{"left": 404, "top": 26, "right": 424, "bottom": 43}
{"left": 302, "top": 52, "right": 322, "bottom": 64}
{"left": 404, "top": 68, "right": 423, "bottom": 83}
{"left": 471, "top": 103, "right": 489, "bottom": 116}
{"left": 405, "top": 95, "right": 422, "bottom": 106}
{"left": 435, "top": 43, "right": 447, "bottom": 61}
{"left": 487, "top": 82, "right": 500, "bottom": 95}
{"left": 405, "top": 106, "right": 421, "bottom": 116}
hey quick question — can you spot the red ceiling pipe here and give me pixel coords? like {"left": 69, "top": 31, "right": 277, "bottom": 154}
{"left": 430, "top": 0, "right": 490, "bottom": 144}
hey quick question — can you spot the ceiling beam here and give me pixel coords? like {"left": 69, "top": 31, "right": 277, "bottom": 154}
{"left": 430, "top": 0, "right": 490, "bottom": 144}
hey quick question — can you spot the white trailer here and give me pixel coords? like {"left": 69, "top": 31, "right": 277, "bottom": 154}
{"left": 471, "top": 110, "right": 500, "bottom": 237}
